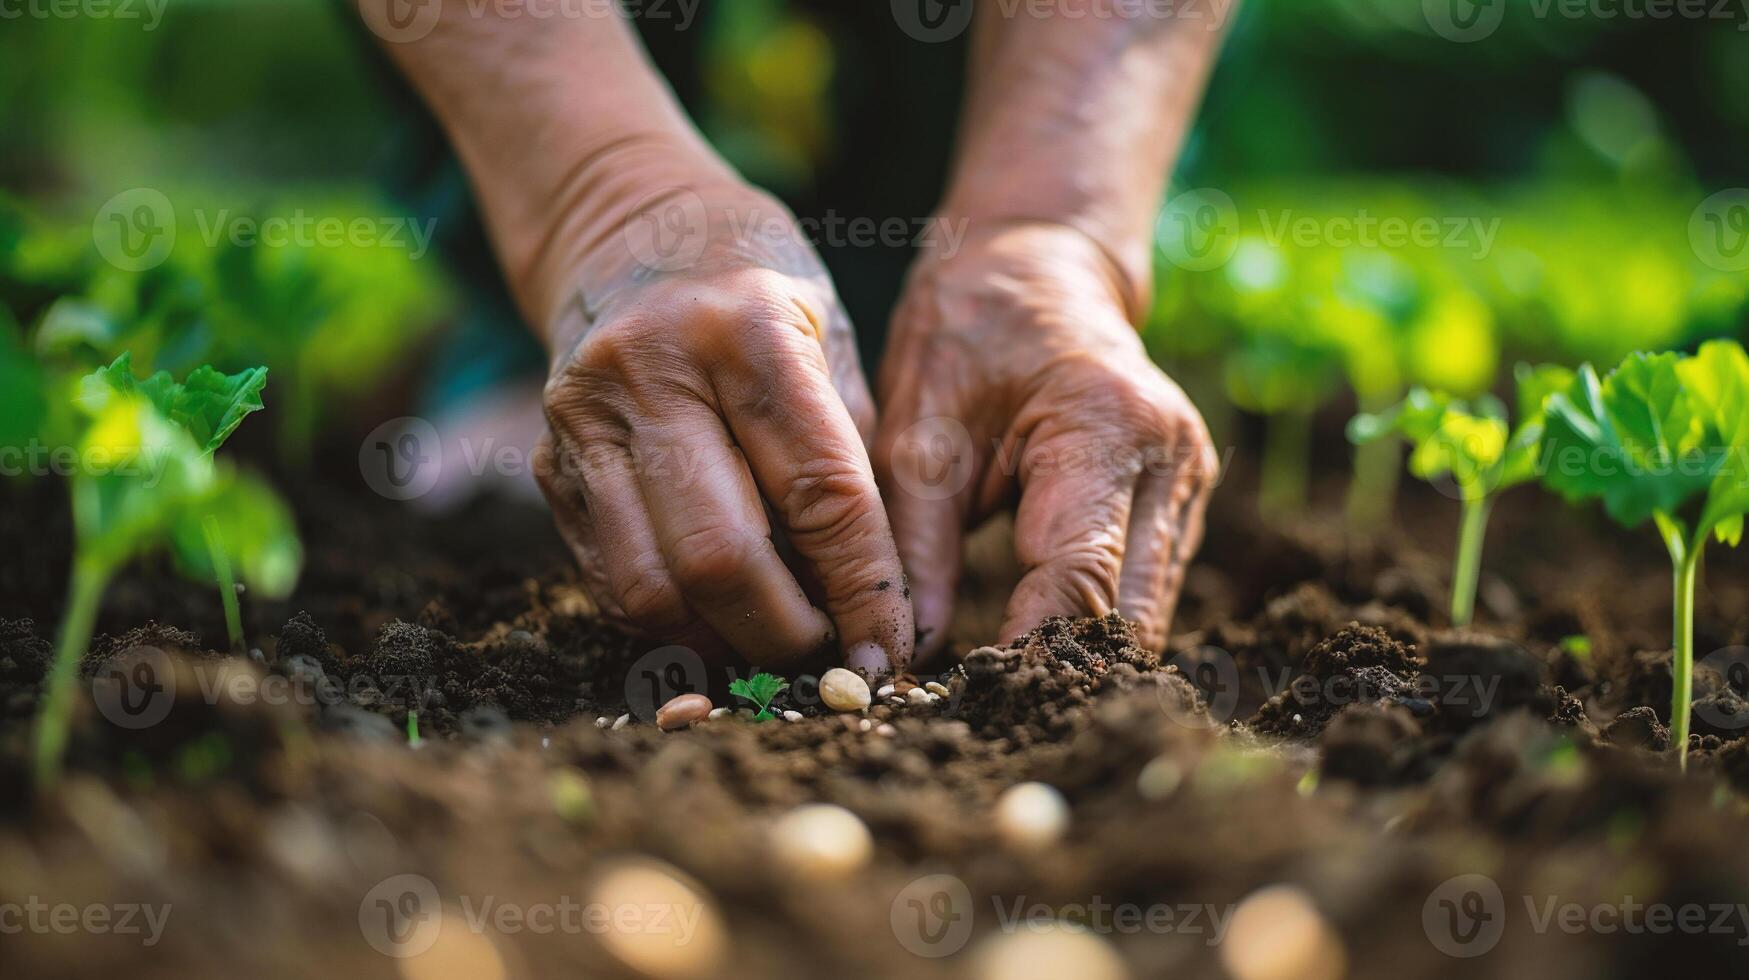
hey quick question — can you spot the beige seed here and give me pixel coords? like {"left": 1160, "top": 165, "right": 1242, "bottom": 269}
{"left": 969, "top": 924, "right": 1129, "bottom": 980}
{"left": 589, "top": 859, "right": 725, "bottom": 979}
{"left": 925, "top": 681, "right": 950, "bottom": 697}
{"left": 611, "top": 713, "right": 632, "bottom": 730}
{"left": 858, "top": 718, "right": 873, "bottom": 733}
{"left": 782, "top": 710, "right": 804, "bottom": 723}
{"left": 769, "top": 804, "right": 873, "bottom": 880}
{"left": 994, "top": 782, "right": 1069, "bottom": 849}
{"left": 1220, "top": 884, "right": 1346, "bottom": 980}
{"left": 906, "top": 687, "right": 931, "bottom": 706}
{"left": 876, "top": 684, "right": 896, "bottom": 699}
{"left": 594, "top": 716, "right": 612, "bottom": 729}
{"left": 875, "top": 723, "right": 896, "bottom": 737}
{"left": 656, "top": 693, "right": 713, "bottom": 731}
{"left": 707, "top": 707, "right": 730, "bottom": 720}
{"left": 819, "top": 668, "right": 872, "bottom": 712}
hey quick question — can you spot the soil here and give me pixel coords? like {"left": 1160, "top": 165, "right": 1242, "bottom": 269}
{"left": 5, "top": 465, "right": 1749, "bottom": 979}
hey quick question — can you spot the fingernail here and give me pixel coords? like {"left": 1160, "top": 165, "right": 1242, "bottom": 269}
{"left": 847, "top": 641, "right": 892, "bottom": 678}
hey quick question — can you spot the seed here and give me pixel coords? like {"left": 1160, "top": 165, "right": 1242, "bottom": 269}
{"left": 656, "top": 693, "right": 713, "bottom": 731}
{"left": 1136, "top": 756, "right": 1183, "bottom": 801}
{"left": 707, "top": 707, "right": 730, "bottom": 720}
{"left": 970, "top": 924, "right": 1128, "bottom": 980}
{"left": 1221, "top": 885, "right": 1346, "bottom": 980}
{"left": 858, "top": 719, "right": 872, "bottom": 732}
{"left": 875, "top": 723, "right": 896, "bottom": 737}
{"left": 876, "top": 684, "right": 896, "bottom": 699}
{"left": 611, "top": 713, "right": 632, "bottom": 730}
{"left": 994, "top": 782, "right": 1069, "bottom": 849}
{"left": 782, "top": 710, "right": 804, "bottom": 723}
{"left": 594, "top": 716, "right": 612, "bottom": 729}
{"left": 906, "top": 687, "right": 931, "bottom": 706}
{"left": 769, "top": 804, "right": 873, "bottom": 880}
{"left": 590, "top": 859, "right": 725, "bottom": 979}
{"left": 925, "top": 681, "right": 950, "bottom": 697}
{"left": 818, "top": 668, "right": 872, "bottom": 712}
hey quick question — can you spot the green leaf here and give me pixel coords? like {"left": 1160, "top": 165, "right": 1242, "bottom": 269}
{"left": 729, "top": 672, "right": 789, "bottom": 716}
{"left": 1682, "top": 341, "right": 1749, "bottom": 548}
{"left": 87, "top": 353, "right": 268, "bottom": 455}
{"left": 1540, "top": 355, "right": 1718, "bottom": 530}
{"left": 170, "top": 467, "right": 303, "bottom": 599}
{"left": 1348, "top": 387, "right": 1507, "bottom": 500}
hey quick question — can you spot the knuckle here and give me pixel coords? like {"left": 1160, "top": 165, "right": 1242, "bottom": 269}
{"left": 1039, "top": 547, "right": 1124, "bottom": 614}
{"left": 667, "top": 525, "right": 756, "bottom": 595}
{"left": 615, "top": 565, "right": 690, "bottom": 631}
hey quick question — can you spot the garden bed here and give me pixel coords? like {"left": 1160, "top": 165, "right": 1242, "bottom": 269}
{"left": 4, "top": 468, "right": 1749, "bottom": 979}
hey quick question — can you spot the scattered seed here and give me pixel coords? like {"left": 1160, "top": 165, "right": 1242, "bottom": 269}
{"left": 925, "top": 681, "right": 950, "bottom": 697}
{"left": 875, "top": 723, "right": 896, "bottom": 737}
{"left": 1221, "top": 884, "right": 1346, "bottom": 980}
{"left": 594, "top": 716, "right": 612, "bottom": 729}
{"left": 970, "top": 924, "right": 1128, "bottom": 980}
{"left": 769, "top": 804, "right": 873, "bottom": 880}
{"left": 611, "top": 714, "right": 632, "bottom": 730}
{"left": 782, "top": 710, "right": 804, "bottom": 723}
{"left": 858, "top": 719, "right": 872, "bottom": 732}
{"left": 906, "top": 687, "right": 931, "bottom": 706}
{"left": 590, "top": 859, "right": 726, "bottom": 979}
{"left": 656, "top": 693, "right": 714, "bottom": 731}
{"left": 707, "top": 707, "right": 731, "bottom": 720}
{"left": 1137, "top": 756, "right": 1184, "bottom": 801}
{"left": 819, "top": 667, "right": 872, "bottom": 712}
{"left": 876, "top": 684, "right": 896, "bottom": 699}
{"left": 994, "top": 782, "right": 1070, "bottom": 850}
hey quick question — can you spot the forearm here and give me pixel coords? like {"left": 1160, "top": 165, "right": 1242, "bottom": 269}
{"left": 938, "top": 1, "right": 1232, "bottom": 319}
{"left": 363, "top": 3, "right": 744, "bottom": 343}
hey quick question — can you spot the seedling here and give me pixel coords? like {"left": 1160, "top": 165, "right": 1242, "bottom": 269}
{"left": 1348, "top": 363, "right": 1572, "bottom": 626}
{"left": 729, "top": 672, "right": 789, "bottom": 722}
{"left": 1538, "top": 342, "right": 1749, "bottom": 770}
{"left": 406, "top": 710, "right": 422, "bottom": 748}
{"left": 35, "top": 353, "right": 302, "bottom": 786}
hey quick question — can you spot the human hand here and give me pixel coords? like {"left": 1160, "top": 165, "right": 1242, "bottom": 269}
{"left": 875, "top": 222, "right": 1216, "bottom": 658}
{"left": 534, "top": 189, "right": 912, "bottom": 674}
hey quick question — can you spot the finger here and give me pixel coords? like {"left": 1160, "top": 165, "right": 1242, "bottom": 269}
{"left": 876, "top": 408, "right": 978, "bottom": 665}
{"left": 634, "top": 409, "right": 837, "bottom": 665}
{"left": 1116, "top": 439, "right": 1216, "bottom": 651}
{"left": 722, "top": 343, "right": 915, "bottom": 676}
{"left": 998, "top": 438, "right": 1137, "bottom": 644}
{"left": 536, "top": 430, "right": 730, "bottom": 657}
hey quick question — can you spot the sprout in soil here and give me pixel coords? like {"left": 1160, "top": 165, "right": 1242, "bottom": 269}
{"left": 729, "top": 672, "right": 789, "bottom": 722}
{"left": 406, "top": 710, "right": 422, "bottom": 748}
{"left": 1538, "top": 342, "right": 1749, "bottom": 770}
{"left": 1348, "top": 362, "right": 1572, "bottom": 627}
{"left": 34, "top": 353, "right": 302, "bottom": 787}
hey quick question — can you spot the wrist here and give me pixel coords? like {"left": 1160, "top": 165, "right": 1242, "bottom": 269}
{"left": 915, "top": 217, "right": 1144, "bottom": 330}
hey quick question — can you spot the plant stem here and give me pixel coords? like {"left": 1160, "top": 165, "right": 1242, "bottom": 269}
{"left": 1345, "top": 391, "right": 1401, "bottom": 532}
{"left": 1671, "top": 543, "right": 1702, "bottom": 773}
{"left": 1450, "top": 495, "right": 1493, "bottom": 627}
{"left": 203, "top": 514, "right": 244, "bottom": 654}
{"left": 35, "top": 558, "right": 111, "bottom": 789}
{"left": 1260, "top": 408, "right": 1312, "bottom": 523}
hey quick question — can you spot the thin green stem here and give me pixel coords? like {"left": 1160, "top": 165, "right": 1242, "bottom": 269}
{"left": 35, "top": 558, "right": 112, "bottom": 789}
{"left": 1671, "top": 544, "right": 1702, "bottom": 773}
{"left": 202, "top": 514, "right": 244, "bottom": 654}
{"left": 1260, "top": 408, "right": 1313, "bottom": 523}
{"left": 1450, "top": 495, "right": 1493, "bottom": 627}
{"left": 1345, "top": 391, "right": 1402, "bottom": 532}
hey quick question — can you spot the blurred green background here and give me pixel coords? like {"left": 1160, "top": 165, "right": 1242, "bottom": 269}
{"left": 3, "top": 0, "right": 1747, "bottom": 477}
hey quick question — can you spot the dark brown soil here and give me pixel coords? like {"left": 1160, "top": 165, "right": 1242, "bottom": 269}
{"left": 5, "top": 473, "right": 1749, "bottom": 979}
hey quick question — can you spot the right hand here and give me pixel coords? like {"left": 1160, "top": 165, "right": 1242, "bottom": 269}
{"left": 532, "top": 189, "right": 913, "bottom": 675}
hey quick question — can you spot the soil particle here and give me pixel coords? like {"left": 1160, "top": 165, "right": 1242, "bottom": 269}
{"left": 1319, "top": 703, "right": 1426, "bottom": 784}
{"left": 0, "top": 617, "right": 51, "bottom": 684}
{"left": 1603, "top": 705, "right": 1670, "bottom": 751}
{"left": 1422, "top": 630, "right": 1546, "bottom": 730}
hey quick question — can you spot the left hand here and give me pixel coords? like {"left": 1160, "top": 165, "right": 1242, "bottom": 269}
{"left": 874, "top": 222, "right": 1217, "bottom": 659}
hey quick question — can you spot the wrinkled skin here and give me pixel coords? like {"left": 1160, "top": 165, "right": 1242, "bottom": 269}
{"left": 875, "top": 223, "right": 1217, "bottom": 661}
{"left": 533, "top": 197, "right": 911, "bottom": 674}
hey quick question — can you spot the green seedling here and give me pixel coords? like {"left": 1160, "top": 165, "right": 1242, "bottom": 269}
{"left": 729, "top": 672, "right": 789, "bottom": 722}
{"left": 406, "top": 710, "right": 422, "bottom": 748}
{"left": 35, "top": 353, "right": 302, "bottom": 786}
{"left": 1348, "top": 363, "right": 1573, "bottom": 627}
{"left": 1538, "top": 342, "right": 1749, "bottom": 770}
